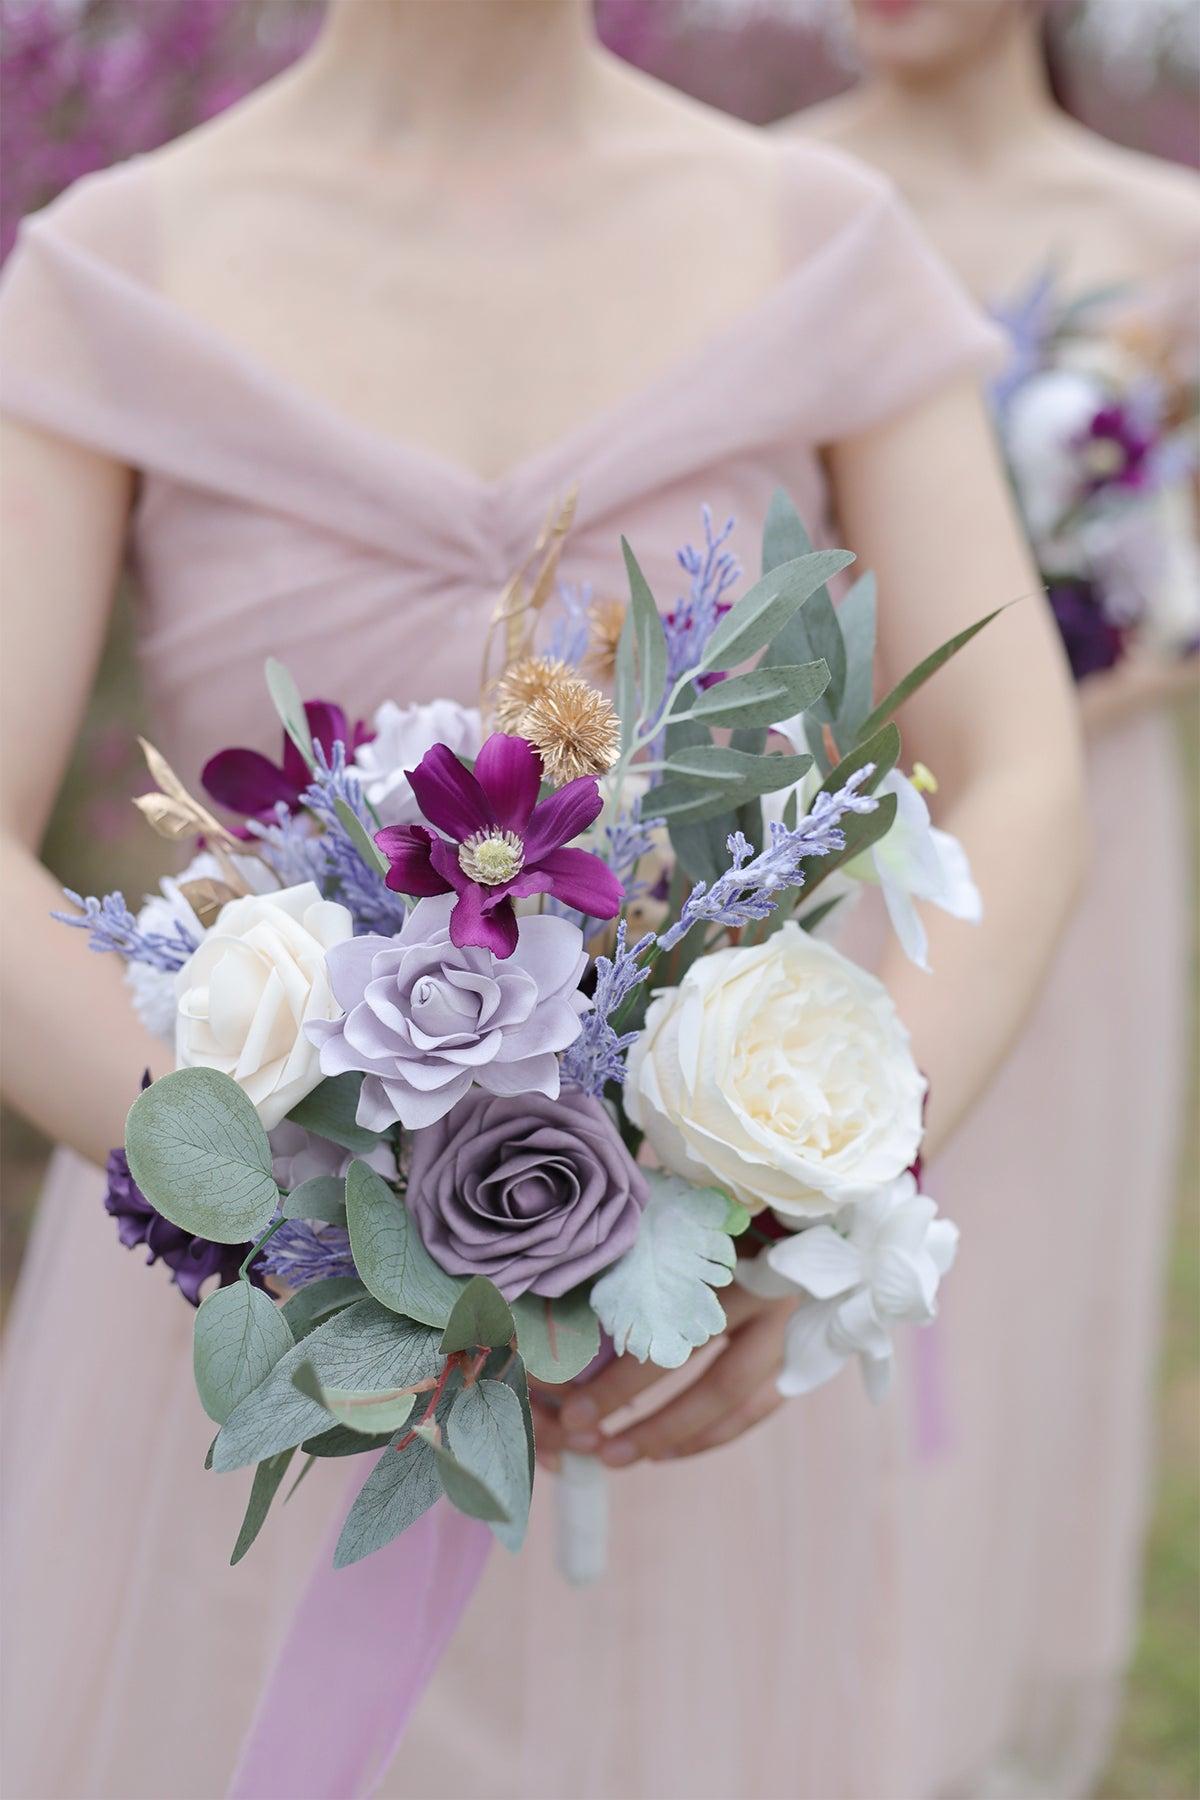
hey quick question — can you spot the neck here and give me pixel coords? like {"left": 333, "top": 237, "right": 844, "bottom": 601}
{"left": 857, "top": 15, "right": 1059, "bottom": 165}
{"left": 303, "top": 0, "right": 601, "bottom": 147}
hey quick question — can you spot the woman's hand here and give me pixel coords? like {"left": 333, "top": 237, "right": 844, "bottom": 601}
{"left": 530, "top": 1286, "right": 796, "bottom": 1471}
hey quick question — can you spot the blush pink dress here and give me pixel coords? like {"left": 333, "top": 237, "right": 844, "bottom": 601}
{"left": 0, "top": 141, "right": 1148, "bottom": 1800}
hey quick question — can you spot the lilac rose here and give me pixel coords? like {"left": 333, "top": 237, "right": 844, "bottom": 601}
{"left": 306, "top": 893, "right": 589, "bottom": 1131}
{"left": 406, "top": 1089, "right": 649, "bottom": 1300}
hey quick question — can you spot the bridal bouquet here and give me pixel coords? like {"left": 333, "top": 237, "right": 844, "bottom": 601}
{"left": 59, "top": 493, "right": 989, "bottom": 1576}
{"left": 993, "top": 269, "right": 1199, "bottom": 680}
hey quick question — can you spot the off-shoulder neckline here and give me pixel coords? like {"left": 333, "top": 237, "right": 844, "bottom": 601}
{"left": 23, "top": 148, "right": 896, "bottom": 510}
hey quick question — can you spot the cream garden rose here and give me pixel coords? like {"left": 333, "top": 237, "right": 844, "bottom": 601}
{"left": 175, "top": 882, "right": 353, "bottom": 1130}
{"left": 624, "top": 924, "right": 926, "bottom": 1218}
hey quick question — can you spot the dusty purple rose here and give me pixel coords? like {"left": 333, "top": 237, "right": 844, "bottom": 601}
{"left": 104, "top": 1145, "right": 260, "bottom": 1307}
{"left": 307, "top": 892, "right": 589, "bottom": 1131}
{"left": 406, "top": 1089, "right": 649, "bottom": 1300}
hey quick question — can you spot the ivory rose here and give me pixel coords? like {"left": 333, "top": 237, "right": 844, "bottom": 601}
{"left": 624, "top": 924, "right": 926, "bottom": 1218}
{"left": 174, "top": 882, "right": 353, "bottom": 1130}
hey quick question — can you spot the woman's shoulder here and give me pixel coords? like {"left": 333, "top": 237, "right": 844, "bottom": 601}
{"left": 1053, "top": 123, "right": 1200, "bottom": 277}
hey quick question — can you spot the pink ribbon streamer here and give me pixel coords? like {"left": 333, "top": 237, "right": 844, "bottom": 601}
{"left": 228, "top": 1475, "right": 491, "bottom": 1800}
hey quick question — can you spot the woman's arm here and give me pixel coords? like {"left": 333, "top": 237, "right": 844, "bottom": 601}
{"left": 1, "top": 416, "right": 168, "bottom": 1165}
{"left": 831, "top": 373, "right": 1088, "bottom": 1158}
{"left": 533, "top": 374, "right": 1088, "bottom": 1465}
{"left": 1077, "top": 650, "right": 1198, "bottom": 737}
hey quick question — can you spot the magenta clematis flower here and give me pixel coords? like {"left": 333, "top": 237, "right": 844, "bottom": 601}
{"left": 202, "top": 702, "right": 371, "bottom": 829}
{"left": 375, "top": 734, "right": 623, "bottom": 959}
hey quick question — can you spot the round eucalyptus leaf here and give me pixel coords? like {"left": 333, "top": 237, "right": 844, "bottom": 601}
{"left": 126, "top": 1067, "right": 279, "bottom": 1244}
{"left": 194, "top": 1281, "right": 295, "bottom": 1424}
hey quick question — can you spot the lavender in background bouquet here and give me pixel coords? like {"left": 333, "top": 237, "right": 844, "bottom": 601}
{"left": 57, "top": 492, "right": 993, "bottom": 1584}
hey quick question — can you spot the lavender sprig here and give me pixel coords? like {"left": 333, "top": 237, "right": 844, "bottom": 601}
{"left": 603, "top": 798, "right": 664, "bottom": 902}
{"left": 545, "top": 579, "right": 593, "bottom": 668}
{"left": 245, "top": 803, "right": 327, "bottom": 890}
{"left": 663, "top": 506, "right": 741, "bottom": 686}
{"left": 257, "top": 1220, "right": 358, "bottom": 1289}
{"left": 301, "top": 742, "right": 409, "bottom": 937}
{"left": 561, "top": 922, "right": 656, "bottom": 1097}
{"left": 53, "top": 889, "right": 199, "bottom": 970}
{"left": 656, "top": 767, "right": 878, "bottom": 953}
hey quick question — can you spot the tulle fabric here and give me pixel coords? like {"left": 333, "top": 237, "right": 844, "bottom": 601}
{"left": 0, "top": 140, "right": 1179, "bottom": 1800}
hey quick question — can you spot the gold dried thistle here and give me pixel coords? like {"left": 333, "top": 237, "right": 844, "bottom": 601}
{"left": 585, "top": 594, "right": 627, "bottom": 684}
{"left": 176, "top": 876, "right": 240, "bottom": 930}
{"left": 521, "top": 676, "right": 621, "bottom": 787}
{"left": 492, "top": 654, "right": 572, "bottom": 735}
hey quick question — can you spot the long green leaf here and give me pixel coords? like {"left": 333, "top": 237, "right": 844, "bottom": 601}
{"left": 230, "top": 1449, "right": 295, "bottom": 1566}
{"left": 621, "top": 538, "right": 668, "bottom": 732}
{"left": 651, "top": 749, "right": 812, "bottom": 824}
{"left": 334, "top": 795, "right": 391, "bottom": 878}
{"left": 126, "top": 1067, "right": 279, "bottom": 1245}
{"left": 264, "top": 658, "right": 314, "bottom": 772}
{"left": 756, "top": 497, "right": 847, "bottom": 720}
{"left": 855, "top": 607, "right": 1005, "bottom": 743}
{"left": 334, "top": 1437, "right": 443, "bottom": 1568}
{"left": 799, "top": 791, "right": 898, "bottom": 898}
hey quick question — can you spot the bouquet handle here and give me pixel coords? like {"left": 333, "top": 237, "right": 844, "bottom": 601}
{"left": 555, "top": 1451, "right": 609, "bottom": 1586}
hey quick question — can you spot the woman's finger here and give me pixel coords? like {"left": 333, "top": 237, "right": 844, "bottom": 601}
{"left": 598, "top": 1302, "right": 791, "bottom": 1466}
{"left": 667, "top": 1380, "right": 784, "bottom": 1460}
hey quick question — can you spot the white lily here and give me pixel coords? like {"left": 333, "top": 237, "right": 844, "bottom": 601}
{"left": 737, "top": 1173, "right": 959, "bottom": 1402}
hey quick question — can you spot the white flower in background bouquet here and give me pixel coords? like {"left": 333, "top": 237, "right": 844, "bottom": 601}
{"left": 55, "top": 494, "right": 996, "bottom": 1604}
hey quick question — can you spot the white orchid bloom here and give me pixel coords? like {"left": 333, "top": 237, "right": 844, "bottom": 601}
{"left": 737, "top": 1173, "right": 959, "bottom": 1403}
{"left": 850, "top": 771, "right": 981, "bottom": 972}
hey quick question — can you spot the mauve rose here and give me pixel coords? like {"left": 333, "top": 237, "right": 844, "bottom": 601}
{"left": 406, "top": 1089, "right": 648, "bottom": 1300}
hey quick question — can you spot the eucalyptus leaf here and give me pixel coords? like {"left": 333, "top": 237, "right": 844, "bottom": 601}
{"left": 213, "top": 1298, "right": 444, "bottom": 1472}
{"left": 677, "top": 662, "right": 830, "bottom": 731}
{"left": 281, "top": 1275, "right": 367, "bottom": 1342}
{"left": 696, "top": 549, "right": 854, "bottom": 677}
{"left": 194, "top": 1280, "right": 295, "bottom": 1425}
{"left": 446, "top": 1378, "right": 531, "bottom": 1550}
{"left": 287, "top": 1073, "right": 379, "bottom": 1155}
{"left": 281, "top": 1175, "right": 347, "bottom": 1225}
{"left": 511, "top": 1288, "right": 600, "bottom": 1383}
{"left": 416, "top": 1424, "right": 510, "bottom": 1525}
{"left": 621, "top": 538, "right": 668, "bottom": 732}
{"left": 334, "top": 1436, "right": 443, "bottom": 1568}
{"left": 345, "top": 1159, "right": 465, "bottom": 1326}
{"left": 501, "top": 1355, "right": 536, "bottom": 1491}
{"left": 440, "top": 1276, "right": 516, "bottom": 1354}
{"left": 855, "top": 607, "right": 1005, "bottom": 743}
{"left": 834, "top": 570, "right": 877, "bottom": 740}
{"left": 651, "top": 749, "right": 812, "bottom": 823}
{"left": 230, "top": 1449, "right": 294, "bottom": 1566}
{"left": 264, "top": 657, "right": 314, "bottom": 771}
{"left": 760, "top": 488, "right": 810, "bottom": 575}
{"left": 667, "top": 813, "right": 736, "bottom": 888}
{"left": 590, "top": 1172, "right": 746, "bottom": 1370}
{"left": 291, "top": 1359, "right": 418, "bottom": 1436}
{"left": 126, "top": 1067, "right": 279, "bottom": 1245}
{"left": 614, "top": 592, "right": 638, "bottom": 755}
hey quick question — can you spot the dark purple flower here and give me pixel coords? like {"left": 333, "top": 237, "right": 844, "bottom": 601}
{"left": 406, "top": 1089, "right": 649, "bottom": 1300}
{"left": 104, "top": 1145, "right": 263, "bottom": 1307}
{"left": 1079, "top": 404, "right": 1155, "bottom": 496}
{"left": 375, "top": 734, "right": 623, "bottom": 960}
{"left": 202, "top": 701, "right": 371, "bottom": 830}
{"left": 1047, "top": 579, "right": 1127, "bottom": 682}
